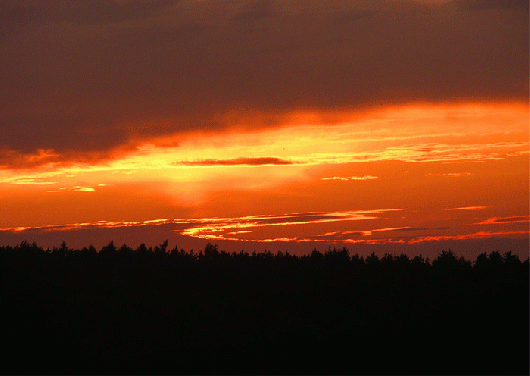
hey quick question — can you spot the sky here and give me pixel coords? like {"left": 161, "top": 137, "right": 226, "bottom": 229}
{"left": 0, "top": 0, "right": 528, "bottom": 259}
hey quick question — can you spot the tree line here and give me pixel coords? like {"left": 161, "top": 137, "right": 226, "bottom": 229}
{"left": 2, "top": 240, "right": 528, "bottom": 374}
{"left": 2, "top": 239, "right": 528, "bottom": 268}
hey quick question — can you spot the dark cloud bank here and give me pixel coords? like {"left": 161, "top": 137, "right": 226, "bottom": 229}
{"left": 0, "top": 0, "right": 527, "bottom": 167}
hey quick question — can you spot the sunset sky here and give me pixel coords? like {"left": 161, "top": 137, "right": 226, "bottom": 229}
{"left": 0, "top": 0, "right": 528, "bottom": 258}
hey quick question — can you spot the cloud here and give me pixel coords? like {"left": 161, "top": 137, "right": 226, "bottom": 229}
{"left": 474, "top": 215, "right": 529, "bottom": 225}
{"left": 73, "top": 186, "right": 95, "bottom": 192}
{"left": 177, "top": 157, "right": 295, "bottom": 166}
{"left": 0, "top": 209, "right": 400, "bottom": 241}
{"left": 1, "top": 211, "right": 527, "bottom": 255}
{"left": 427, "top": 172, "right": 473, "bottom": 177}
{"left": 179, "top": 210, "right": 397, "bottom": 240}
{"left": 402, "top": 230, "right": 530, "bottom": 244}
{"left": 8, "top": 178, "right": 56, "bottom": 185}
{"left": 46, "top": 187, "right": 96, "bottom": 193}
{"left": 322, "top": 175, "right": 378, "bottom": 181}
{"left": 0, "top": 0, "right": 527, "bottom": 167}
{"left": 305, "top": 141, "right": 529, "bottom": 166}
{"left": 446, "top": 206, "right": 488, "bottom": 210}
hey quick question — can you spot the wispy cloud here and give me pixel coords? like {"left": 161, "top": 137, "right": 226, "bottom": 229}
{"left": 361, "top": 226, "right": 413, "bottom": 236}
{"left": 446, "top": 206, "right": 488, "bottom": 211}
{"left": 322, "top": 230, "right": 530, "bottom": 246}
{"left": 8, "top": 178, "right": 57, "bottom": 185}
{"left": 178, "top": 210, "right": 400, "bottom": 240}
{"left": 47, "top": 186, "right": 98, "bottom": 193}
{"left": 1, "top": 212, "right": 527, "bottom": 252}
{"left": 322, "top": 175, "right": 378, "bottom": 181}
{"left": 352, "top": 142, "right": 528, "bottom": 164}
{"left": 177, "top": 157, "right": 296, "bottom": 166}
{"left": 402, "top": 231, "right": 530, "bottom": 244}
{"left": 213, "top": 230, "right": 530, "bottom": 245}
{"left": 297, "top": 141, "right": 529, "bottom": 166}
{"left": 73, "top": 186, "right": 95, "bottom": 192}
{"left": 427, "top": 172, "right": 473, "bottom": 178}
{"left": 0, "top": 210, "right": 401, "bottom": 239}
{"left": 474, "top": 216, "right": 529, "bottom": 225}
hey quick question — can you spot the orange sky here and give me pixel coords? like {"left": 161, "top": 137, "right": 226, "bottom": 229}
{"left": 1, "top": 102, "right": 528, "bottom": 257}
{"left": 0, "top": 1, "right": 528, "bottom": 257}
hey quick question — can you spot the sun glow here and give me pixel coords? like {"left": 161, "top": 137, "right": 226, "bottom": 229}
{"left": 2, "top": 102, "right": 526, "bottom": 181}
{"left": 0, "top": 102, "right": 528, "bottom": 253}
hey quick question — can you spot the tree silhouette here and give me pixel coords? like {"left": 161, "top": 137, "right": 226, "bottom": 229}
{"left": 99, "top": 240, "right": 117, "bottom": 256}
{"left": 365, "top": 251, "right": 380, "bottom": 266}
{"left": 0, "top": 241, "right": 528, "bottom": 374}
{"left": 136, "top": 243, "right": 149, "bottom": 254}
{"left": 432, "top": 249, "right": 457, "bottom": 266}
{"left": 203, "top": 242, "right": 219, "bottom": 258}
{"left": 154, "top": 239, "right": 169, "bottom": 255}
{"left": 503, "top": 250, "right": 520, "bottom": 265}
{"left": 118, "top": 243, "right": 133, "bottom": 255}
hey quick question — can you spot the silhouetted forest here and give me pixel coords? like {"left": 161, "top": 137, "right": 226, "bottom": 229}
{"left": 2, "top": 241, "right": 528, "bottom": 374}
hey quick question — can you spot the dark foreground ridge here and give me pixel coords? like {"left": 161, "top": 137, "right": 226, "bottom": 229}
{"left": 2, "top": 241, "right": 529, "bottom": 375}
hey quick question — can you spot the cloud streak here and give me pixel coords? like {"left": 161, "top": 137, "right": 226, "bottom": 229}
{"left": 322, "top": 176, "right": 378, "bottom": 181}
{"left": 474, "top": 216, "right": 529, "bottom": 225}
{"left": 447, "top": 206, "right": 488, "bottom": 211}
{"left": 178, "top": 157, "right": 295, "bottom": 166}
{"left": 1, "top": 209, "right": 527, "bottom": 257}
{"left": 0, "top": 209, "right": 400, "bottom": 237}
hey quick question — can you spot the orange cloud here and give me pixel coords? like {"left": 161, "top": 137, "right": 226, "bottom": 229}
{"left": 404, "top": 231, "right": 530, "bottom": 244}
{"left": 474, "top": 216, "right": 530, "bottom": 225}
{"left": 322, "top": 176, "right": 378, "bottom": 181}
{"left": 446, "top": 206, "right": 488, "bottom": 211}
{"left": 179, "top": 210, "right": 399, "bottom": 240}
